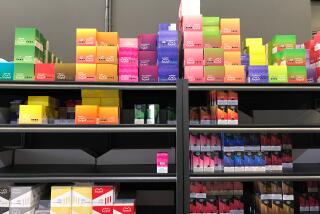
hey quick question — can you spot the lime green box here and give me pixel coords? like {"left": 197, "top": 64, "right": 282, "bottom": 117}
{"left": 15, "top": 28, "right": 43, "bottom": 51}
{"left": 202, "top": 17, "right": 220, "bottom": 26}
{"left": 268, "top": 65, "right": 288, "bottom": 83}
{"left": 14, "top": 46, "right": 44, "bottom": 63}
{"left": 14, "top": 63, "right": 35, "bottom": 81}
{"left": 203, "top": 26, "right": 221, "bottom": 48}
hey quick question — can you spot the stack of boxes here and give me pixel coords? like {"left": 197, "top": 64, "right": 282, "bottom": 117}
{"left": 75, "top": 89, "right": 120, "bottom": 125}
{"left": 138, "top": 34, "right": 158, "bottom": 82}
{"left": 157, "top": 23, "right": 179, "bottom": 82}
{"left": 118, "top": 38, "right": 139, "bottom": 82}
{"left": 76, "top": 28, "right": 97, "bottom": 81}
{"left": 298, "top": 181, "right": 320, "bottom": 213}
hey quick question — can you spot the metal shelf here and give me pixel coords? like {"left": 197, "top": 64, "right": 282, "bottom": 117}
{"left": 189, "top": 83, "right": 320, "bottom": 91}
{"left": 0, "top": 81, "right": 177, "bottom": 90}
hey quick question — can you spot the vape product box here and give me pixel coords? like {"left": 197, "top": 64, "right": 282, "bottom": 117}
{"left": 138, "top": 34, "right": 157, "bottom": 51}
{"left": 28, "top": 96, "right": 56, "bottom": 107}
{"left": 19, "top": 105, "right": 45, "bottom": 124}
{"left": 97, "top": 32, "right": 118, "bottom": 46}
{"left": 139, "top": 51, "right": 157, "bottom": 66}
{"left": 96, "top": 46, "right": 118, "bottom": 64}
{"left": 203, "top": 26, "right": 221, "bottom": 48}
{"left": 255, "top": 152, "right": 266, "bottom": 172}
{"left": 214, "top": 152, "right": 223, "bottom": 171}
{"left": 280, "top": 49, "right": 306, "bottom": 66}
{"left": 200, "top": 107, "right": 211, "bottom": 125}
{"left": 72, "top": 186, "right": 92, "bottom": 214}
{"left": 157, "top": 48, "right": 179, "bottom": 65}
{"left": 287, "top": 66, "right": 307, "bottom": 83}
{"left": 192, "top": 152, "right": 204, "bottom": 173}
{"left": 213, "top": 105, "right": 228, "bottom": 125}
{"left": 119, "top": 66, "right": 138, "bottom": 82}
{"left": 248, "top": 45, "right": 266, "bottom": 65}
{"left": 82, "top": 98, "right": 100, "bottom": 106}
{"left": 147, "top": 104, "right": 160, "bottom": 124}
{"left": 157, "top": 32, "right": 179, "bottom": 49}
{"left": 204, "top": 66, "right": 224, "bottom": 83}
{"left": 92, "top": 186, "right": 115, "bottom": 206}
{"left": 0, "top": 62, "right": 14, "bottom": 80}
{"left": 203, "top": 17, "right": 220, "bottom": 26}
{"left": 76, "top": 28, "right": 96, "bottom": 46}
{"left": 75, "top": 105, "right": 98, "bottom": 125}
{"left": 98, "top": 106, "right": 119, "bottom": 125}
{"left": 244, "top": 38, "right": 263, "bottom": 49}
{"left": 134, "top": 104, "right": 146, "bottom": 124}
{"left": 244, "top": 151, "right": 255, "bottom": 172}
{"left": 14, "top": 46, "right": 43, "bottom": 63}
{"left": 15, "top": 28, "right": 42, "bottom": 49}
{"left": 224, "top": 152, "right": 235, "bottom": 172}
{"left": 220, "top": 18, "right": 240, "bottom": 35}
{"left": 183, "top": 31, "right": 203, "bottom": 48}
{"left": 118, "top": 48, "right": 138, "bottom": 66}
{"left": 200, "top": 134, "right": 211, "bottom": 151}
{"left": 0, "top": 185, "right": 10, "bottom": 214}
{"left": 190, "top": 133, "right": 201, "bottom": 151}
{"left": 182, "top": 15, "right": 202, "bottom": 31}
{"left": 189, "top": 198, "right": 201, "bottom": 213}
{"left": 221, "top": 35, "right": 241, "bottom": 51}
{"left": 93, "top": 206, "right": 113, "bottom": 214}
{"left": 269, "top": 35, "right": 296, "bottom": 54}
{"left": 224, "top": 51, "right": 241, "bottom": 65}
{"left": 35, "top": 64, "right": 55, "bottom": 81}
{"left": 190, "top": 107, "right": 200, "bottom": 125}
{"left": 9, "top": 207, "right": 36, "bottom": 214}
{"left": 10, "top": 185, "right": 44, "bottom": 208}
{"left": 113, "top": 199, "right": 135, "bottom": 214}
{"left": 211, "top": 91, "right": 228, "bottom": 106}
{"left": 14, "top": 63, "right": 34, "bottom": 81}
{"left": 219, "top": 197, "right": 231, "bottom": 214}
{"left": 308, "top": 193, "right": 319, "bottom": 213}
{"left": 234, "top": 152, "right": 245, "bottom": 172}
{"left": 307, "top": 63, "right": 316, "bottom": 83}
{"left": 97, "top": 64, "right": 118, "bottom": 82}
{"left": 227, "top": 105, "right": 238, "bottom": 125}
{"left": 271, "top": 152, "right": 283, "bottom": 171}
{"left": 139, "top": 65, "right": 158, "bottom": 82}
{"left": 227, "top": 91, "right": 238, "bottom": 106}
{"left": 247, "top": 66, "right": 268, "bottom": 83}
{"left": 50, "top": 186, "right": 72, "bottom": 214}
{"left": 184, "top": 48, "right": 204, "bottom": 66}
{"left": 76, "top": 46, "right": 97, "bottom": 64}
{"left": 224, "top": 65, "right": 245, "bottom": 83}
{"left": 268, "top": 65, "right": 288, "bottom": 83}
{"left": 282, "top": 150, "right": 293, "bottom": 170}
{"left": 55, "top": 63, "right": 76, "bottom": 81}
{"left": 158, "top": 64, "right": 179, "bottom": 82}
{"left": 184, "top": 66, "right": 204, "bottom": 82}
{"left": 119, "top": 38, "right": 138, "bottom": 49}
{"left": 76, "top": 64, "right": 96, "bottom": 81}
{"left": 204, "top": 48, "right": 224, "bottom": 66}
{"left": 157, "top": 152, "right": 168, "bottom": 174}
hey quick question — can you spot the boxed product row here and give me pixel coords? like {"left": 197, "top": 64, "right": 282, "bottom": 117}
{"left": 134, "top": 104, "right": 176, "bottom": 125}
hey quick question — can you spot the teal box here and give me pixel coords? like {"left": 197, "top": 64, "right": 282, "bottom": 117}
{"left": 0, "top": 63, "right": 14, "bottom": 80}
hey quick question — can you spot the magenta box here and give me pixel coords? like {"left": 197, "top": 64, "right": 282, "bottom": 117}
{"left": 182, "top": 15, "right": 202, "bottom": 32}
{"left": 119, "top": 38, "right": 138, "bottom": 48}
{"left": 138, "top": 34, "right": 157, "bottom": 51}
{"left": 119, "top": 66, "right": 138, "bottom": 82}
{"left": 184, "top": 48, "right": 203, "bottom": 66}
{"left": 157, "top": 152, "right": 168, "bottom": 173}
{"left": 139, "top": 65, "right": 158, "bottom": 82}
{"left": 183, "top": 32, "right": 203, "bottom": 49}
{"left": 139, "top": 51, "right": 157, "bottom": 66}
{"left": 119, "top": 48, "right": 138, "bottom": 66}
{"left": 184, "top": 66, "right": 204, "bottom": 82}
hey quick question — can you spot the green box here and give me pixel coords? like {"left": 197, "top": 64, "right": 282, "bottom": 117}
{"left": 281, "top": 49, "right": 306, "bottom": 66}
{"left": 268, "top": 65, "right": 288, "bottom": 83}
{"left": 287, "top": 66, "right": 307, "bottom": 83}
{"left": 203, "top": 26, "right": 221, "bottom": 48}
{"left": 14, "top": 46, "right": 44, "bottom": 63}
{"left": 15, "top": 28, "right": 43, "bottom": 51}
{"left": 14, "top": 63, "right": 34, "bottom": 81}
{"left": 202, "top": 17, "right": 220, "bottom": 26}
{"left": 268, "top": 35, "right": 296, "bottom": 65}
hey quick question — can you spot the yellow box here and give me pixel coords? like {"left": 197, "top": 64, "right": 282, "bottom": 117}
{"left": 97, "top": 32, "right": 119, "bottom": 46}
{"left": 81, "top": 89, "right": 120, "bottom": 98}
{"left": 101, "top": 98, "right": 120, "bottom": 106}
{"left": 221, "top": 35, "right": 241, "bottom": 51}
{"left": 97, "top": 64, "right": 118, "bottom": 82}
{"left": 19, "top": 105, "right": 45, "bottom": 124}
{"left": 224, "top": 51, "right": 241, "bottom": 65}
{"left": 76, "top": 46, "right": 97, "bottom": 64}
{"left": 249, "top": 45, "right": 266, "bottom": 55}
{"left": 98, "top": 106, "right": 119, "bottom": 125}
{"left": 71, "top": 186, "right": 92, "bottom": 214}
{"left": 244, "top": 38, "right": 263, "bottom": 48}
{"left": 28, "top": 96, "right": 55, "bottom": 107}
{"left": 50, "top": 186, "right": 72, "bottom": 214}
{"left": 75, "top": 105, "right": 98, "bottom": 125}
{"left": 250, "top": 56, "right": 267, "bottom": 65}
{"left": 76, "top": 64, "right": 96, "bottom": 82}
{"left": 220, "top": 18, "right": 240, "bottom": 35}
{"left": 96, "top": 46, "right": 118, "bottom": 64}
{"left": 76, "top": 28, "right": 97, "bottom": 46}
{"left": 82, "top": 98, "right": 101, "bottom": 105}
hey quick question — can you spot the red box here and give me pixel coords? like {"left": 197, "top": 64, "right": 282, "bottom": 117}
{"left": 113, "top": 200, "right": 135, "bottom": 214}
{"left": 92, "top": 206, "right": 113, "bottom": 214}
{"left": 92, "top": 186, "right": 114, "bottom": 206}
{"left": 35, "top": 64, "right": 55, "bottom": 81}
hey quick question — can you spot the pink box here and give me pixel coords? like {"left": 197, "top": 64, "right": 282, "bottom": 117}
{"left": 192, "top": 152, "right": 204, "bottom": 173}
{"left": 184, "top": 48, "right": 203, "bottom": 66}
{"left": 183, "top": 32, "right": 203, "bottom": 49}
{"left": 119, "top": 66, "right": 138, "bottom": 82}
{"left": 119, "top": 38, "right": 138, "bottom": 48}
{"left": 157, "top": 152, "right": 168, "bottom": 173}
{"left": 184, "top": 66, "right": 204, "bottom": 82}
{"left": 204, "top": 152, "right": 215, "bottom": 173}
{"left": 182, "top": 15, "right": 202, "bottom": 32}
{"left": 119, "top": 48, "right": 138, "bottom": 66}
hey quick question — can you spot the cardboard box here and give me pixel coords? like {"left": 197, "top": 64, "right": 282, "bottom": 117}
{"left": 98, "top": 106, "right": 119, "bottom": 125}
{"left": 113, "top": 199, "right": 135, "bottom": 214}
{"left": 28, "top": 96, "right": 56, "bottom": 107}
{"left": 182, "top": 15, "right": 202, "bottom": 31}
{"left": 96, "top": 46, "right": 118, "bottom": 64}
{"left": 72, "top": 186, "right": 92, "bottom": 214}
{"left": 157, "top": 48, "right": 179, "bottom": 65}
{"left": 76, "top": 28, "right": 97, "bottom": 46}
{"left": 224, "top": 65, "right": 245, "bottom": 83}
{"left": 0, "top": 62, "right": 14, "bottom": 80}
{"left": 10, "top": 185, "right": 44, "bottom": 208}
{"left": 268, "top": 65, "right": 288, "bottom": 83}
{"left": 220, "top": 18, "right": 240, "bottom": 35}
{"left": 203, "top": 152, "right": 215, "bottom": 173}
{"left": 184, "top": 48, "right": 203, "bottom": 66}
{"left": 203, "top": 26, "right": 221, "bottom": 48}
{"left": 227, "top": 105, "right": 238, "bottom": 125}
{"left": 183, "top": 31, "right": 203, "bottom": 48}
{"left": 280, "top": 49, "right": 306, "bottom": 66}
{"left": 202, "top": 17, "right": 220, "bottom": 26}
{"left": 14, "top": 63, "right": 34, "bottom": 81}
{"left": 224, "top": 51, "right": 241, "bottom": 65}
{"left": 192, "top": 152, "right": 204, "bottom": 173}
{"left": 81, "top": 90, "right": 120, "bottom": 98}
{"left": 0, "top": 185, "right": 10, "bottom": 214}
{"left": 134, "top": 104, "right": 146, "bottom": 124}
{"left": 287, "top": 66, "right": 307, "bottom": 83}
{"left": 204, "top": 48, "right": 224, "bottom": 66}
{"left": 97, "top": 32, "right": 118, "bottom": 46}
{"left": 244, "top": 38, "right": 263, "bottom": 48}
{"left": 101, "top": 98, "right": 120, "bottom": 107}
{"left": 247, "top": 66, "right": 269, "bottom": 83}
{"left": 213, "top": 105, "right": 228, "bottom": 125}
{"left": 76, "top": 46, "right": 97, "bottom": 64}
{"left": 75, "top": 105, "right": 98, "bottom": 125}
{"left": 82, "top": 98, "right": 101, "bottom": 105}
{"left": 19, "top": 105, "right": 45, "bottom": 124}
{"left": 14, "top": 46, "right": 43, "bottom": 63}
{"left": 15, "top": 28, "right": 42, "bottom": 50}
{"left": 221, "top": 35, "right": 241, "bottom": 51}
{"left": 204, "top": 66, "right": 224, "bottom": 83}
{"left": 76, "top": 64, "right": 96, "bottom": 82}
{"left": 138, "top": 34, "right": 157, "bottom": 51}
{"left": 119, "top": 49, "right": 139, "bottom": 67}
{"left": 35, "top": 64, "right": 55, "bottom": 81}
{"left": 119, "top": 38, "right": 138, "bottom": 49}
{"left": 139, "top": 51, "right": 157, "bottom": 66}
{"left": 93, "top": 206, "right": 113, "bottom": 214}
{"left": 184, "top": 66, "right": 204, "bottom": 82}
{"left": 50, "top": 186, "right": 72, "bottom": 214}
{"left": 97, "top": 64, "right": 118, "bottom": 82}
{"left": 119, "top": 66, "right": 138, "bottom": 82}
{"left": 55, "top": 63, "right": 76, "bottom": 81}
{"left": 158, "top": 64, "right": 179, "bottom": 82}
{"left": 157, "top": 152, "right": 168, "bottom": 173}
{"left": 139, "top": 65, "right": 158, "bottom": 82}
{"left": 92, "top": 186, "right": 115, "bottom": 206}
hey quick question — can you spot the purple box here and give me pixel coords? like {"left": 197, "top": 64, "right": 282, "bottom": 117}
{"left": 247, "top": 66, "right": 268, "bottom": 83}
{"left": 157, "top": 48, "right": 179, "bottom": 65}
{"left": 241, "top": 54, "right": 249, "bottom": 66}
{"left": 158, "top": 64, "right": 179, "bottom": 82}
{"left": 139, "top": 51, "right": 157, "bottom": 66}
{"left": 307, "top": 63, "right": 316, "bottom": 83}
{"left": 158, "top": 31, "right": 179, "bottom": 48}
{"left": 138, "top": 34, "right": 157, "bottom": 51}
{"left": 139, "top": 65, "right": 158, "bottom": 82}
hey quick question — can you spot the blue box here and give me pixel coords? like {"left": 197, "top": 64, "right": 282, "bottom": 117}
{"left": 0, "top": 62, "right": 14, "bottom": 80}
{"left": 157, "top": 47, "right": 179, "bottom": 65}
{"left": 158, "top": 64, "right": 179, "bottom": 82}
{"left": 247, "top": 66, "right": 268, "bottom": 83}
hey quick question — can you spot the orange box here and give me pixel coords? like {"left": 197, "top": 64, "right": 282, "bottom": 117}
{"left": 76, "top": 46, "right": 96, "bottom": 64}
{"left": 96, "top": 46, "right": 118, "bottom": 64}
{"left": 75, "top": 105, "right": 98, "bottom": 125}
{"left": 76, "top": 28, "right": 97, "bottom": 46}
{"left": 97, "top": 64, "right": 118, "bottom": 82}
{"left": 98, "top": 106, "right": 119, "bottom": 125}
{"left": 76, "top": 64, "right": 96, "bottom": 82}
{"left": 220, "top": 18, "right": 240, "bottom": 35}
{"left": 97, "top": 32, "right": 119, "bottom": 46}
{"left": 224, "top": 51, "right": 241, "bottom": 65}
{"left": 221, "top": 35, "right": 241, "bottom": 51}
{"left": 224, "top": 65, "right": 245, "bottom": 83}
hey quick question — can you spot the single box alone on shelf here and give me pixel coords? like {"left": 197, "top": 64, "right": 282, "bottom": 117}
{"left": 204, "top": 48, "right": 224, "bottom": 66}
{"left": 182, "top": 15, "right": 202, "bottom": 31}
{"left": 76, "top": 64, "right": 96, "bottom": 82}
{"left": 75, "top": 105, "right": 98, "bottom": 125}
{"left": 224, "top": 51, "right": 241, "bottom": 65}
{"left": 76, "top": 46, "right": 97, "bottom": 64}
{"left": 113, "top": 199, "right": 135, "bottom": 214}
{"left": 55, "top": 63, "right": 76, "bottom": 81}
{"left": 224, "top": 65, "right": 245, "bottom": 83}
{"left": 220, "top": 18, "right": 240, "bottom": 35}
{"left": 183, "top": 31, "right": 203, "bottom": 49}
{"left": 158, "top": 64, "right": 179, "bottom": 82}
{"left": 184, "top": 66, "right": 204, "bottom": 83}
{"left": 0, "top": 62, "right": 14, "bottom": 80}
{"left": 268, "top": 65, "right": 288, "bottom": 83}
{"left": 203, "top": 26, "right": 221, "bottom": 48}
{"left": 35, "top": 64, "right": 55, "bottom": 81}
{"left": 76, "top": 28, "right": 97, "bottom": 46}
{"left": 14, "top": 63, "right": 34, "bottom": 81}
{"left": 157, "top": 152, "right": 168, "bottom": 173}
{"left": 287, "top": 66, "right": 307, "bottom": 83}
{"left": 139, "top": 65, "right": 158, "bottom": 82}
{"left": 96, "top": 32, "right": 118, "bottom": 46}
{"left": 96, "top": 64, "right": 118, "bottom": 82}
{"left": 98, "top": 106, "right": 119, "bottom": 125}
{"left": 50, "top": 186, "right": 72, "bottom": 214}
{"left": 204, "top": 66, "right": 224, "bottom": 83}
{"left": 184, "top": 48, "right": 204, "bottom": 66}
{"left": 138, "top": 34, "right": 157, "bottom": 51}
{"left": 96, "top": 46, "right": 118, "bottom": 64}
{"left": 247, "top": 66, "right": 269, "bottom": 83}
